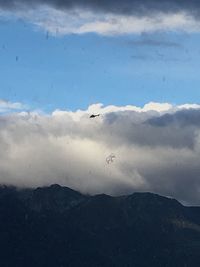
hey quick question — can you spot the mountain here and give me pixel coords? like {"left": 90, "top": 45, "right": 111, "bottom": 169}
{"left": 0, "top": 184, "right": 199, "bottom": 266}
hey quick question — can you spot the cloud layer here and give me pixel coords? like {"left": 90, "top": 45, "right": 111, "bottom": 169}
{"left": 1, "top": 102, "right": 200, "bottom": 205}
{"left": 1, "top": 1, "right": 200, "bottom": 35}
{"left": 1, "top": 0, "right": 200, "bottom": 17}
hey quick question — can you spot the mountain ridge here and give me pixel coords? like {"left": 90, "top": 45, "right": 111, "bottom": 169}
{"left": 0, "top": 184, "right": 200, "bottom": 266}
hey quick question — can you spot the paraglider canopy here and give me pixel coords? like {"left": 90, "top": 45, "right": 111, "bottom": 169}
{"left": 106, "top": 153, "right": 116, "bottom": 164}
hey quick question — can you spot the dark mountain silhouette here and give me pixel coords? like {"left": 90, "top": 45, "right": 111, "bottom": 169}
{"left": 0, "top": 184, "right": 200, "bottom": 266}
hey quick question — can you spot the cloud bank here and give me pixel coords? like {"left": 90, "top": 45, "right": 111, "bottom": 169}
{"left": 1, "top": 0, "right": 200, "bottom": 35}
{"left": 1, "top": 101, "right": 200, "bottom": 205}
{"left": 1, "top": 0, "right": 200, "bottom": 17}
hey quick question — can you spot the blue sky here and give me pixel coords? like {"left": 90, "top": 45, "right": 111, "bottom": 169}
{"left": 1, "top": 6, "right": 200, "bottom": 112}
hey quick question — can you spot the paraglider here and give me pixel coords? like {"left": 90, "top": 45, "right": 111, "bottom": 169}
{"left": 106, "top": 153, "right": 116, "bottom": 164}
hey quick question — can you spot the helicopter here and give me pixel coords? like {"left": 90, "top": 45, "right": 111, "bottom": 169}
{"left": 89, "top": 114, "right": 100, "bottom": 118}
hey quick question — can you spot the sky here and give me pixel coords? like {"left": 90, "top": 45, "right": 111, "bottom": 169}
{"left": 1, "top": 0, "right": 200, "bottom": 204}
{"left": 0, "top": 1, "right": 200, "bottom": 111}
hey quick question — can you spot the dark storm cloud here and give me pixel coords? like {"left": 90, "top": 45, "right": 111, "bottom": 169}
{"left": 147, "top": 109, "right": 200, "bottom": 127}
{"left": 1, "top": 0, "right": 200, "bottom": 17}
{"left": 102, "top": 109, "right": 198, "bottom": 149}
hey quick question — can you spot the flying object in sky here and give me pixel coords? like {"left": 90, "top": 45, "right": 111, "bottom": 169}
{"left": 90, "top": 114, "right": 100, "bottom": 118}
{"left": 106, "top": 153, "right": 116, "bottom": 164}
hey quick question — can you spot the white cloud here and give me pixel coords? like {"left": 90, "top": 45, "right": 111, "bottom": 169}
{"left": 0, "top": 99, "right": 27, "bottom": 113}
{"left": 54, "top": 102, "right": 170, "bottom": 116}
{"left": 53, "top": 102, "right": 200, "bottom": 121}
{"left": 1, "top": 6, "right": 200, "bottom": 35}
{"left": 177, "top": 104, "right": 200, "bottom": 110}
